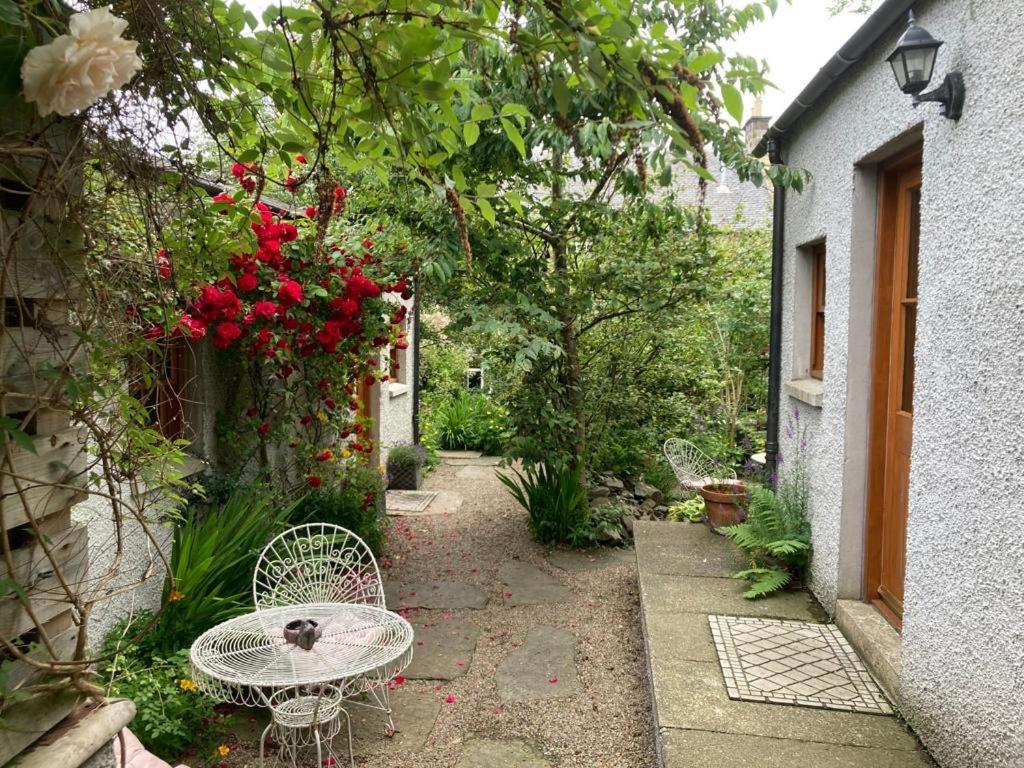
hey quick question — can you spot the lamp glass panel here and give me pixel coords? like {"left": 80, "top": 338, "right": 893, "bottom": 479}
{"left": 904, "top": 47, "right": 937, "bottom": 89}
{"left": 889, "top": 55, "right": 909, "bottom": 89}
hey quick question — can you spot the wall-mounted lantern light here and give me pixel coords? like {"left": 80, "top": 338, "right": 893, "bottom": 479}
{"left": 886, "top": 11, "right": 964, "bottom": 120}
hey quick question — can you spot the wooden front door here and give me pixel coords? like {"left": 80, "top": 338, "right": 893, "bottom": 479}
{"left": 865, "top": 149, "right": 922, "bottom": 630}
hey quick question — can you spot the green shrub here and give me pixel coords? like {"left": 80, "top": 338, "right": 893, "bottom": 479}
{"left": 720, "top": 468, "right": 811, "bottom": 599}
{"left": 98, "top": 637, "right": 216, "bottom": 761}
{"left": 427, "top": 391, "right": 508, "bottom": 455}
{"left": 154, "top": 485, "right": 292, "bottom": 653}
{"left": 291, "top": 469, "right": 389, "bottom": 555}
{"left": 498, "top": 461, "right": 590, "bottom": 546}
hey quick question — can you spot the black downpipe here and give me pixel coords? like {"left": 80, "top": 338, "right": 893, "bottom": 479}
{"left": 411, "top": 277, "right": 422, "bottom": 445}
{"left": 764, "top": 138, "right": 785, "bottom": 487}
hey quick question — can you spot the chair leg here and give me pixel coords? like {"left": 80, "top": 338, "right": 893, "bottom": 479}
{"left": 380, "top": 681, "right": 395, "bottom": 736}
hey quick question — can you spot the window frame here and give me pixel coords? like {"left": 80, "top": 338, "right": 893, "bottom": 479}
{"left": 809, "top": 242, "right": 826, "bottom": 379}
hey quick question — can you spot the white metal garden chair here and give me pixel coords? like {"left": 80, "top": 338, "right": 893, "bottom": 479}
{"left": 663, "top": 438, "right": 737, "bottom": 491}
{"left": 253, "top": 524, "right": 401, "bottom": 749}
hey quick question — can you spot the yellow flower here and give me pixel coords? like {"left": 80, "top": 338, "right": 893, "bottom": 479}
{"left": 168, "top": 590, "right": 184, "bottom": 602}
{"left": 316, "top": 411, "right": 328, "bottom": 423}
{"left": 217, "top": 745, "right": 230, "bottom": 757}
{"left": 341, "top": 449, "right": 352, "bottom": 458}
{"left": 179, "top": 678, "right": 198, "bottom": 692}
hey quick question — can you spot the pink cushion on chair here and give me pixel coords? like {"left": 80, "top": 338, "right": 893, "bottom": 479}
{"left": 113, "top": 728, "right": 189, "bottom": 768}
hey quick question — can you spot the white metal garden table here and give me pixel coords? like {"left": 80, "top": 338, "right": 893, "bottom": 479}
{"left": 189, "top": 602, "right": 414, "bottom": 767}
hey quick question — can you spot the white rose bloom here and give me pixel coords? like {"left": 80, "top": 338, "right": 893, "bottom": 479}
{"left": 21, "top": 8, "right": 143, "bottom": 117}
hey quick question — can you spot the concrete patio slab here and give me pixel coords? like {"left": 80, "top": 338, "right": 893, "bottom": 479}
{"left": 635, "top": 520, "right": 932, "bottom": 767}
{"left": 498, "top": 561, "right": 574, "bottom": 606}
{"left": 496, "top": 625, "right": 579, "bottom": 703}
{"left": 403, "top": 618, "right": 480, "bottom": 680}
{"left": 437, "top": 450, "right": 483, "bottom": 459}
{"left": 633, "top": 521, "right": 747, "bottom": 577}
{"left": 456, "top": 738, "right": 553, "bottom": 767}
{"left": 385, "top": 581, "right": 489, "bottom": 610}
{"left": 660, "top": 729, "right": 934, "bottom": 768}
{"left": 546, "top": 547, "right": 635, "bottom": 572}
{"left": 639, "top": 572, "right": 825, "bottom": 622}
{"left": 649, "top": 656, "right": 918, "bottom": 750}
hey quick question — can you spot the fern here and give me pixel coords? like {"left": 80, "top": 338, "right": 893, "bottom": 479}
{"left": 720, "top": 468, "right": 812, "bottom": 599}
{"left": 734, "top": 567, "right": 792, "bottom": 599}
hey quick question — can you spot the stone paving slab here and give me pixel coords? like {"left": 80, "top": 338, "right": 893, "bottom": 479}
{"left": 633, "top": 520, "right": 747, "bottom": 577}
{"left": 546, "top": 546, "right": 635, "bottom": 572}
{"left": 496, "top": 625, "right": 579, "bottom": 703}
{"left": 385, "top": 581, "right": 489, "bottom": 610}
{"left": 403, "top": 618, "right": 480, "bottom": 680}
{"left": 456, "top": 464, "right": 501, "bottom": 480}
{"left": 437, "top": 450, "right": 483, "bottom": 459}
{"left": 350, "top": 687, "right": 441, "bottom": 756}
{"left": 456, "top": 738, "right": 553, "bottom": 767}
{"left": 660, "top": 729, "right": 934, "bottom": 768}
{"left": 649, "top": 656, "right": 919, "bottom": 750}
{"left": 640, "top": 572, "right": 825, "bottom": 622}
{"left": 443, "top": 456, "right": 502, "bottom": 466}
{"left": 387, "top": 490, "right": 463, "bottom": 517}
{"left": 498, "top": 561, "right": 574, "bottom": 606}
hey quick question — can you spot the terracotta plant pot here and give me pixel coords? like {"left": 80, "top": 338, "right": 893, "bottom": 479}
{"left": 699, "top": 481, "right": 748, "bottom": 531}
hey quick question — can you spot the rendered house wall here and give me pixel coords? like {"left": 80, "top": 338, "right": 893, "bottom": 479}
{"left": 773, "top": 1, "right": 1024, "bottom": 765}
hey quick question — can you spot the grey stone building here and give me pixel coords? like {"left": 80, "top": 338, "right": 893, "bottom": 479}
{"left": 756, "top": 1, "right": 1024, "bottom": 765}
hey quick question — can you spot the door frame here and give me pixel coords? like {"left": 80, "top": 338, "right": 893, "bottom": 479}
{"left": 863, "top": 143, "right": 922, "bottom": 630}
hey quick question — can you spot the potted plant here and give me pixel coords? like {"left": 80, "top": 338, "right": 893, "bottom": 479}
{"left": 699, "top": 480, "right": 748, "bottom": 531}
{"left": 386, "top": 444, "right": 426, "bottom": 490}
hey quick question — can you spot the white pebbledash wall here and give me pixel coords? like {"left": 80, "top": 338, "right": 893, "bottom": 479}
{"left": 775, "top": 1, "right": 1024, "bottom": 765}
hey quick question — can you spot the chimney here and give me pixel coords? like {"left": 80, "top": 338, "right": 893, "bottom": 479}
{"left": 743, "top": 97, "right": 771, "bottom": 153}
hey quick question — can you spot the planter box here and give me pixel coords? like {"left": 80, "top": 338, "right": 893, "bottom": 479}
{"left": 388, "top": 464, "right": 422, "bottom": 490}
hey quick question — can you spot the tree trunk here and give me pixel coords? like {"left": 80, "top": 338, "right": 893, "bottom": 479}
{"left": 548, "top": 156, "right": 586, "bottom": 483}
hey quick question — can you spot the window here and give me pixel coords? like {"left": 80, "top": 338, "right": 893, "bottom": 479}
{"left": 809, "top": 243, "right": 826, "bottom": 379}
{"left": 389, "top": 319, "right": 408, "bottom": 385}
{"left": 132, "top": 339, "right": 187, "bottom": 439}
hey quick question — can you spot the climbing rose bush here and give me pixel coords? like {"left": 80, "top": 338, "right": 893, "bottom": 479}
{"left": 21, "top": 8, "right": 143, "bottom": 117}
{"left": 149, "top": 160, "right": 411, "bottom": 488}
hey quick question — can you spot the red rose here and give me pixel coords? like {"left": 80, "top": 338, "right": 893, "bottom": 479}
{"left": 317, "top": 449, "right": 332, "bottom": 462}
{"left": 305, "top": 206, "right": 317, "bottom": 219}
{"left": 157, "top": 249, "right": 171, "bottom": 279}
{"left": 277, "top": 279, "right": 304, "bottom": 308}
{"left": 295, "top": 154, "right": 307, "bottom": 164}
{"left": 144, "top": 326, "right": 163, "bottom": 340}
{"left": 237, "top": 273, "right": 258, "bottom": 292}
{"left": 253, "top": 301, "right": 277, "bottom": 320}
{"left": 307, "top": 475, "right": 322, "bottom": 488}
{"left": 231, "top": 162, "right": 246, "bottom": 179}
{"left": 245, "top": 407, "right": 259, "bottom": 417}
{"left": 285, "top": 175, "right": 298, "bottom": 193}
{"left": 300, "top": 414, "right": 313, "bottom": 426}
{"left": 257, "top": 422, "right": 270, "bottom": 436}
{"left": 180, "top": 314, "right": 207, "bottom": 340}
{"left": 212, "top": 321, "right": 242, "bottom": 349}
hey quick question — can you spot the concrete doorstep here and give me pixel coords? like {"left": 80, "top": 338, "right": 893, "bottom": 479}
{"left": 634, "top": 521, "right": 933, "bottom": 768}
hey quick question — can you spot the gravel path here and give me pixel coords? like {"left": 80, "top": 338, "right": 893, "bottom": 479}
{"left": 361, "top": 459, "right": 656, "bottom": 767}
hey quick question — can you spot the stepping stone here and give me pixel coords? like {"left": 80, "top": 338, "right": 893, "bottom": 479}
{"left": 547, "top": 547, "right": 635, "bottom": 572}
{"left": 496, "top": 626, "right": 579, "bottom": 703}
{"left": 437, "top": 450, "right": 483, "bottom": 459}
{"left": 386, "top": 490, "right": 462, "bottom": 516}
{"left": 444, "top": 456, "right": 502, "bottom": 466}
{"left": 386, "top": 581, "right": 489, "bottom": 610}
{"left": 404, "top": 618, "right": 480, "bottom": 680}
{"left": 350, "top": 686, "right": 441, "bottom": 756}
{"left": 457, "top": 738, "right": 553, "bottom": 767}
{"left": 498, "top": 561, "right": 574, "bottom": 606}
{"left": 456, "top": 464, "right": 499, "bottom": 479}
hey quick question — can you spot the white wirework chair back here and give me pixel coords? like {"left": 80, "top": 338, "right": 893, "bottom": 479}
{"left": 253, "top": 523, "right": 385, "bottom": 609}
{"left": 663, "top": 438, "right": 737, "bottom": 490}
